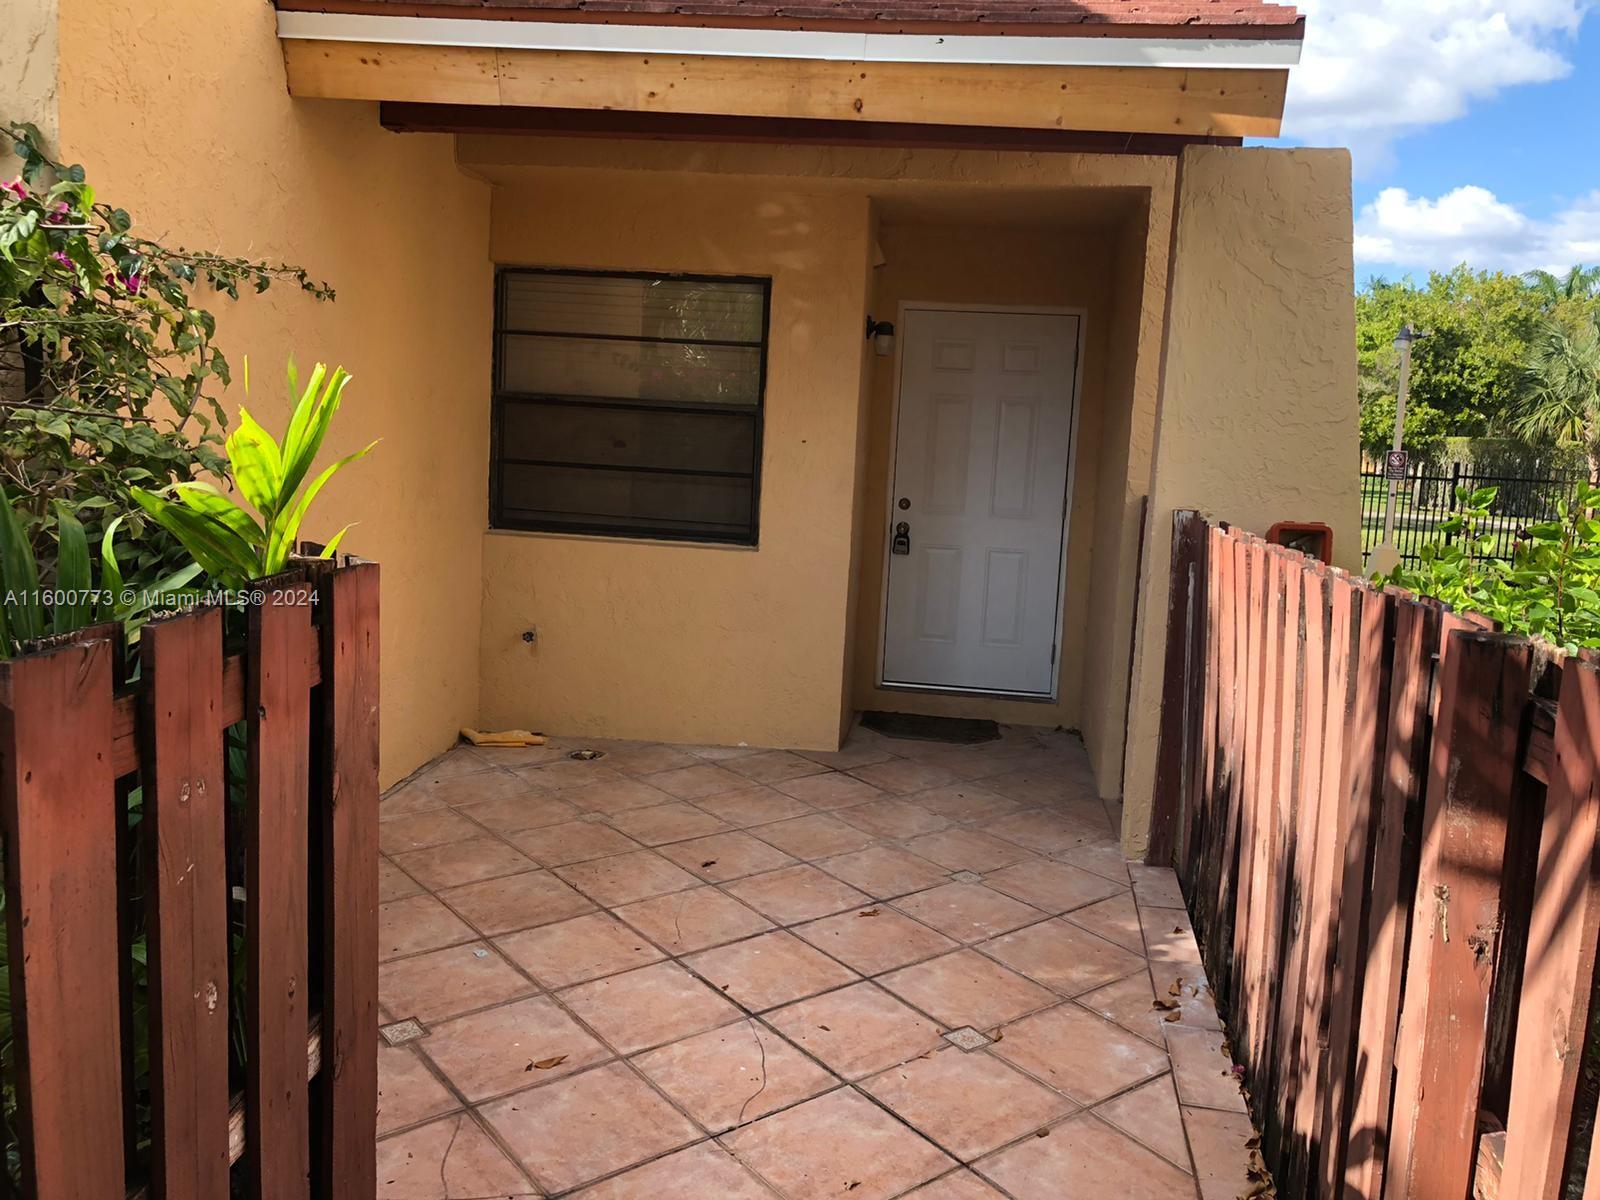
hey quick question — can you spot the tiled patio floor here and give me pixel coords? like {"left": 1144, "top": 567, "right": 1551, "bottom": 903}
{"left": 375, "top": 724, "right": 1258, "bottom": 1199}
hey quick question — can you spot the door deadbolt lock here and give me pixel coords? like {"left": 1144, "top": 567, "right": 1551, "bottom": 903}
{"left": 897, "top": 497, "right": 911, "bottom": 511}
{"left": 891, "top": 521, "right": 911, "bottom": 556}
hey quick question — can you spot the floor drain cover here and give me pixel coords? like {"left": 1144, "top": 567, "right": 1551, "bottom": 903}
{"left": 381, "top": 1018, "right": 428, "bottom": 1046}
{"left": 569, "top": 748, "right": 606, "bottom": 761}
{"left": 950, "top": 870, "right": 985, "bottom": 885}
{"left": 943, "top": 1027, "right": 992, "bottom": 1051}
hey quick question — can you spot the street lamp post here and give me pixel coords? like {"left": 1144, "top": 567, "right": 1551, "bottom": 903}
{"left": 1370, "top": 323, "right": 1427, "bottom": 575}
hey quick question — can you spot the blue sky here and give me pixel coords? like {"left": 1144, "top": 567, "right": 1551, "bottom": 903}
{"left": 1262, "top": 1, "right": 1600, "bottom": 285}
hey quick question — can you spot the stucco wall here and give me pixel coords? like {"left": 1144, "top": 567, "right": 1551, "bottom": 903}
{"left": 1121, "top": 145, "right": 1360, "bottom": 856}
{"left": 849, "top": 221, "right": 1119, "bottom": 738}
{"left": 0, "top": 0, "right": 58, "bottom": 148}
{"left": 47, "top": 0, "right": 492, "bottom": 787}
{"left": 480, "top": 173, "right": 875, "bottom": 749}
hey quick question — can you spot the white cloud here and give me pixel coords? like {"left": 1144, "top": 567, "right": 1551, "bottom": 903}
{"left": 1284, "top": 0, "right": 1592, "bottom": 168}
{"left": 1354, "top": 185, "right": 1600, "bottom": 273}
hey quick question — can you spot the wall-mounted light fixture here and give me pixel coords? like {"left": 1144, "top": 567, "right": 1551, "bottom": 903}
{"left": 865, "top": 316, "right": 896, "bottom": 357}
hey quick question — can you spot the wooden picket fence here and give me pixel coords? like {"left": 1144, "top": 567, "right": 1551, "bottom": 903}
{"left": 0, "top": 561, "right": 379, "bottom": 1200}
{"left": 1150, "top": 509, "right": 1600, "bottom": 1200}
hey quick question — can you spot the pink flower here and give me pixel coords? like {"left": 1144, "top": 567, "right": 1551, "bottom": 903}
{"left": 1, "top": 178, "right": 25, "bottom": 201}
{"left": 121, "top": 272, "right": 143, "bottom": 294}
{"left": 50, "top": 250, "right": 71, "bottom": 268}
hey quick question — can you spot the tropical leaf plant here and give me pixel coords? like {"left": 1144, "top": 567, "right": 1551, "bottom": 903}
{"left": 0, "top": 489, "right": 202, "bottom": 658}
{"left": 130, "top": 362, "right": 375, "bottom": 587}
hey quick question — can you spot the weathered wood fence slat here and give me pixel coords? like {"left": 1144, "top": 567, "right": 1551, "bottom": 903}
{"left": 1150, "top": 509, "right": 1600, "bottom": 1200}
{"left": 0, "top": 559, "right": 380, "bottom": 1200}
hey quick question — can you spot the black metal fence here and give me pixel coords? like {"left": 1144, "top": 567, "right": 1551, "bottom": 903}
{"left": 1360, "top": 462, "right": 1589, "bottom": 567}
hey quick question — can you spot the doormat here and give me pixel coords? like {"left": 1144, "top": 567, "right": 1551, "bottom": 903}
{"left": 860, "top": 711, "right": 1000, "bottom": 744}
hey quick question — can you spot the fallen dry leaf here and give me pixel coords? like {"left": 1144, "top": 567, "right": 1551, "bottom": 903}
{"left": 701, "top": 860, "right": 718, "bottom": 869}
{"left": 529, "top": 1055, "right": 567, "bottom": 1071}
{"left": 1163, "top": 1011, "right": 1182, "bottom": 1023}
{"left": 858, "top": 908, "right": 881, "bottom": 917}
{"left": 1152, "top": 999, "right": 1180, "bottom": 1012}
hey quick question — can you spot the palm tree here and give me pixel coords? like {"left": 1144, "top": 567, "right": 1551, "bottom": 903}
{"left": 1523, "top": 265, "right": 1600, "bottom": 308}
{"left": 1508, "top": 309, "right": 1600, "bottom": 484}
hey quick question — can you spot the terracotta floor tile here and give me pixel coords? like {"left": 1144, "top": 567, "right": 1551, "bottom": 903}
{"left": 560, "top": 775, "right": 680, "bottom": 815}
{"left": 560, "top": 961, "right": 743, "bottom": 1054}
{"left": 982, "top": 859, "right": 1127, "bottom": 915}
{"left": 729, "top": 749, "right": 832, "bottom": 784}
{"left": 613, "top": 885, "right": 775, "bottom": 955}
{"left": 902, "top": 1170, "right": 1009, "bottom": 1198}
{"left": 794, "top": 906, "right": 957, "bottom": 974}
{"left": 683, "top": 743, "right": 765, "bottom": 761}
{"left": 658, "top": 831, "right": 799, "bottom": 882}
{"left": 480, "top": 1062, "right": 699, "bottom": 1193}
{"left": 880, "top": 950, "right": 1057, "bottom": 1030}
{"left": 380, "top": 894, "right": 476, "bottom": 961}
{"left": 1164, "top": 1026, "right": 1247, "bottom": 1113}
{"left": 902, "top": 829, "right": 1034, "bottom": 873}
{"left": 795, "top": 741, "right": 896, "bottom": 770}
{"left": 986, "top": 809, "right": 1108, "bottom": 854}
{"left": 379, "top": 808, "right": 484, "bottom": 856}
{"left": 379, "top": 942, "right": 534, "bottom": 1024}
{"left": 752, "top": 813, "right": 876, "bottom": 859}
{"left": 1184, "top": 1105, "right": 1259, "bottom": 1199}
{"left": 771, "top": 772, "right": 887, "bottom": 810}
{"left": 517, "top": 759, "right": 629, "bottom": 793}
{"left": 602, "top": 743, "right": 703, "bottom": 776}
{"left": 391, "top": 838, "right": 536, "bottom": 891}
{"left": 572, "top": 1141, "right": 780, "bottom": 1199}
{"left": 685, "top": 930, "right": 859, "bottom": 1010}
{"left": 495, "top": 911, "right": 665, "bottom": 989}
{"left": 1096, "top": 1074, "right": 1192, "bottom": 1171}
{"left": 439, "top": 869, "right": 595, "bottom": 937}
{"left": 862, "top": 1046, "right": 1074, "bottom": 1160}
{"left": 1128, "top": 864, "right": 1187, "bottom": 908}
{"left": 378, "top": 1044, "right": 458, "bottom": 1136}
{"left": 470, "top": 742, "right": 572, "bottom": 769}
{"left": 419, "top": 746, "right": 499, "bottom": 779}
{"left": 694, "top": 786, "right": 814, "bottom": 827}
{"left": 649, "top": 762, "right": 753, "bottom": 800}
{"left": 817, "top": 845, "right": 951, "bottom": 900}
{"left": 893, "top": 883, "right": 1046, "bottom": 944}
{"left": 974, "top": 1112, "right": 1193, "bottom": 1200}
{"left": 906, "top": 784, "right": 1021, "bottom": 824}
{"left": 508, "top": 819, "right": 642, "bottom": 867}
{"left": 850, "top": 758, "right": 962, "bottom": 796}
{"left": 725, "top": 864, "right": 874, "bottom": 924}
{"left": 982, "top": 768, "right": 1094, "bottom": 808}
{"left": 991, "top": 1003, "right": 1168, "bottom": 1104}
{"left": 555, "top": 849, "right": 700, "bottom": 906}
{"left": 607, "top": 801, "right": 732, "bottom": 846}
{"left": 379, "top": 856, "right": 422, "bottom": 903}
{"left": 764, "top": 981, "right": 944, "bottom": 1079}
{"left": 380, "top": 781, "right": 450, "bottom": 820}
{"left": 633, "top": 1018, "right": 837, "bottom": 1131}
{"left": 375, "top": 1114, "right": 537, "bottom": 1198}
{"left": 454, "top": 791, "right": 580, "bottom": 835}
{"left": 982, "top": 920, "right": 1147, "bottom": 996}
{"left": 722, "top": 1087, "right": 954, "bottom": 1200}
{"left": 1057, "top": 838, "right": 1133, "bottom": 884}
{"left": 398, "top": 767, "right": 544, "bottom": 811}
{"left": 421, "top": 994, "right": 611, "bottom": 1101}
{"left": 1141, "top": 904, "right": 1206, "bottom": 978}
{"left": 1077, "top": 972, "right": 1167, "bottom": 1045}
{"left": 1063, "top": 891, "right": 1146, "bottom": 954}
{"left": 836, "top": 798, "right": 952, "bottom": 840}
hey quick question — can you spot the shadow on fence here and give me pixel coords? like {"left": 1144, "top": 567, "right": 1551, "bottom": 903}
{"left": 1149, "top": 510, "right": 1600, "bottom": 1199}
{"left": 0, "top": 559, "right": 380, "bottom": 1199}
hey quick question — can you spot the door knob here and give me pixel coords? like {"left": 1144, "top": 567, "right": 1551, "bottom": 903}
{"left": 891, "top": 522, "right": 911, "bottom": 556}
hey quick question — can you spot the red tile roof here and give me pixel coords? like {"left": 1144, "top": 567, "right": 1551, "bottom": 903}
{"left": 297, "top": 0, "right": 1304, "bottom": 37}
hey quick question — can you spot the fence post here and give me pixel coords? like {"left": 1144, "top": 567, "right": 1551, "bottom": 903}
{"left": 312, "top": 562, "right": 380, "bottom": 1200}
{"left": 1499, "top": 656, "right": 1600, "bottom": 1198}
{"left": 1385, "top": 631, "right": 1533, "bottom": 1199}
{"left": 0, "top": 639, "right": 126, "bottom": 1200}
{"left": 1149, "top": 509, "right": 1204, "bottom": 867}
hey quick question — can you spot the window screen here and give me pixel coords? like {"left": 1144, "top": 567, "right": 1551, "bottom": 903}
{"left": 491, "top": 268, "right": 770, "bottom": 544}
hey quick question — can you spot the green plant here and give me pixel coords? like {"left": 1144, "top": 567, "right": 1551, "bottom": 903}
{"left": 1375, "top": 483, "right": 1600, "bottom": 652}
{"left": 1505, "top": 309, "right": 1600, "bottom": 484}
{"left": 0, "top": 487, "right": 200, "bottom": 657}
{"left": 131, "top": 362, "right": 374, "bottom": 587}
{"left": 1, "top": 121, "right": 331, "bottom": 583}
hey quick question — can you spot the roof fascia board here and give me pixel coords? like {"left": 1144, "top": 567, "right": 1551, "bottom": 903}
{"left": 275, "top": 10, "right": 1304, "bottom": 68}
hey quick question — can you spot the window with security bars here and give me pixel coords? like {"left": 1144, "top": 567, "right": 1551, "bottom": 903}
{"left": 491, "top": 268, "right": 770, "bottom": 544}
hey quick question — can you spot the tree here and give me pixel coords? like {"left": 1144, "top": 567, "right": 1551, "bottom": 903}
{"left": 1522, "top": 264, "right": 1600, "bottom": 308}
{"left": 1506, "top": 309, "right": 1600, "bottom": 484}
{"left": 1359, "top": 394, "right": 1448, "bottom": 462}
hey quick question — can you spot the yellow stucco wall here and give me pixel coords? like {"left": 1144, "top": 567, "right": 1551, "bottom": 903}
{"left": 480, "top": 173, "right": 875, "bottom": 748}
{"left": 43, "top": 0, "right": 493, "bottom": 787}
{"left": 1121, "top": 145, "right": 1361, "bottom": 856}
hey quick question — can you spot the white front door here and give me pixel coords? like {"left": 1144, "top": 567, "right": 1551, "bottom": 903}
{"left": 881, "top": 306, "right": 1080, "bottom": 697}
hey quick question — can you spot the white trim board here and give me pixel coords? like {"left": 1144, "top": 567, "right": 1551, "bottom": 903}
{"left": 275, "top": 11, "right": 1304, "bottom": 70}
